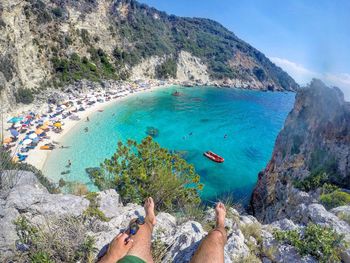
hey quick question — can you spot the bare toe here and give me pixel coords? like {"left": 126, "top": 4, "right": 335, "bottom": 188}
{"left": 144, "top": 197, "right": 156, "bottom": 226}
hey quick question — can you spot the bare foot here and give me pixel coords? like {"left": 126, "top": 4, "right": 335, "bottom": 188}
{"left": 215, "top": 202, "right": 226, "bottom": 229}
{"left": 144, "top": 197, "right": 156, "bottom": 226}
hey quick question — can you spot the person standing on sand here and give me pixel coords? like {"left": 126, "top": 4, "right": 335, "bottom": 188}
{"left": 99, "top": 197, "right": 227, "bottom": 263}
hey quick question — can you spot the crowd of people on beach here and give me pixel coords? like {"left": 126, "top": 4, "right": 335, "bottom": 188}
{"left": 2, "top": 81, "right": 159, "bottom": 164}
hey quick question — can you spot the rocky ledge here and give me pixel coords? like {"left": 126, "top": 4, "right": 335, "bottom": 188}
{"left": 1, "top": 170, "right": 350, "bottom": 262}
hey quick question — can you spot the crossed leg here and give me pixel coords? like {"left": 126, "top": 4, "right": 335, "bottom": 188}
{"left": 190, "top": 202, "right": 227, "bottom": 263}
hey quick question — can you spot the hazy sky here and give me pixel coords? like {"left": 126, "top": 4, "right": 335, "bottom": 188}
{"left": 139, "top": 0, "right": 350, "bottom": 99}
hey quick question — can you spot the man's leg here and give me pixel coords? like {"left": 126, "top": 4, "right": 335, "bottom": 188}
{"left": 126, "top": 197, "right": 156, "bottom": 263}
{"left": 190, "top": 202, "right": 227, "bottom": 263}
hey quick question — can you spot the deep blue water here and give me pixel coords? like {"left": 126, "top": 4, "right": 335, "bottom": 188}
{"left": 43, "top": 86, "right": 294, "bottom": 204}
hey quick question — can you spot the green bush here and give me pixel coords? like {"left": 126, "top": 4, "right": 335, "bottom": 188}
{"left": 83, "top": 192, "right": 109, "bottom": 222}
{"left": 274, "top": 223, "right": 346, "bottom": 263}
{"left": 320, "top": 190, "right": 350, "bottom": 210}
{"left": 155, "top": 58, "right": 177, "bottom": 79}
{"left": 89, "top": 136, "right": 203, "bottom": 212}
{"left": 15, "top": 88, "right": 34, "bottom": 104}
{"left": 51, "top": 51, "right": 118, "bottom": 85}
{"left": 293, "top": 171, "right": 328, "bottom": 192}
{"left": 51, "top": 7, "right": 63, "bottom": 18}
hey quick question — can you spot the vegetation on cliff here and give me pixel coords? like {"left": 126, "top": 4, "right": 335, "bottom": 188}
{"left": 89, "top": 136, "right": 203, "bottom": 213}
{"left": 111, "top": 0, "right": 297, "bottom": 89}
{"left": 274, "top": 223, "right": 347, "bottom": 263}
{"left": 4, "top": 0, "right": 298, "bottom": 91}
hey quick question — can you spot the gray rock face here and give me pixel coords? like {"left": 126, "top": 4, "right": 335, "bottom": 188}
{"left": 2, "top": 170, "right": 349, "bottom": 262}
{"left": 331, "top": 205, "right": 350, "bottom": 220}
{"left": 0, "top": 171, "right": 89, "bottom": 259}
{"left": 251, "top": 80, "right": 350, "bottom": 223}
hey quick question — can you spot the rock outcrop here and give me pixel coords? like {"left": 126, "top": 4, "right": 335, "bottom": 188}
{"left": 251, "top": 79, "right": 350, "bottom": 223}
{"left": 4, "top": 170, "right": 347, "bottom": 263}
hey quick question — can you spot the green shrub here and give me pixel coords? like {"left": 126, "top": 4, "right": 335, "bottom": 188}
{"left": 30, "top": 252, "right": 54, "bottom": 263}
{"left": 51, "top": 51, "right": 117, "bottom": 85}
{"left": 321, "top": 183, "right": 339, "bottom": 194}
{"left": 83, "top": 192, "right": 109, "bottom": 222}
{"left": 89, "top": 136, "right": 203, "bottom": 212}
{"left": 320, "top": 190, "right": 350, "bottom": 210}
{"left": 293, "top": 171, "right": 328, "bottom": 192}
{"left": 15, "top": 88, "right": 34, "bottom": 104}
{"left": 51, "top": 7, "right": 63, "bottom": 18}
{"left": 80, "top": 29, "right": 90, "bottom": 45}
{"left": 155, "top": 58, "right": 177, "bottom": 79}
{"left": 274, "top": 223, "right": 346, "bottom": 263}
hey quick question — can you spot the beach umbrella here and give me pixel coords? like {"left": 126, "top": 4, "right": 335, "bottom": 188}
{"left": 7, "top": 117, "right": 22, "bottom": 124}
{"left": 35, "top": 128, "right": 44, "bottom": 135}
{"left": 28, "top": 133, "right": 37, "bottom": 139}
{"left": 23, "top": 139, "right": 32, "bottom": 145}
{"left": 3, "top": 137, "right": 12, "bottom": 143}
{"left": 54, "top": 122, "right": 62, "bottom": 128}
{"left": 40, "top": 125, "right": 49, "bottom": 130}
{"left": 10, "top": 129, "right": 19, "bottom": 137}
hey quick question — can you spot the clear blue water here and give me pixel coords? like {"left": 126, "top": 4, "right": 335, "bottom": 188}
{"left": 43, "top": 86, "right": 294, "bottom": 204}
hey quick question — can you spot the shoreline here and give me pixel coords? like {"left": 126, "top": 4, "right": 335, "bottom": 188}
{"left": 4, "top": 82, "right": 172, "bottom": 171}
{"left": 39, "top": 84, "right": 170, "bottom": 171}
{"left": 4, "top": 82, "right": 294, "bottom": 173}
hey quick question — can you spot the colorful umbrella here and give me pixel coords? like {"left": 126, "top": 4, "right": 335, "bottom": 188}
{"left": 3, "top": 137, "right": 12, "bottom": 143}
{"left": 28, "top": 133, "right": 38, "bottom": 139}
{"left": 7, "top": 117, "right": 22, "bottom": 124}
{"left": 23, "top": 139, "right": 32, "bottom": 145}
{"left": 35, "top": 128, "right": 44, "bottom": 135}
{"left": 53, "top": 122, "right": 62, "bottom": 128}
{"left": 10, "top": 129, "right": 19, "bottom": 137}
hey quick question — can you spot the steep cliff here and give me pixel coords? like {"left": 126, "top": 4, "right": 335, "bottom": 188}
{"left": 0, "top": 0, "right": 298, "bottom": 109}
{"left": 251, "top": 79, "right": 350, "bottom": 223}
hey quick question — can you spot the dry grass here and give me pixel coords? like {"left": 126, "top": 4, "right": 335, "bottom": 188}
{"left": 11, "top": 215, "right": 97, "bottom": 263}
{"left": 240, "top": 222, "right": 262, "bottom": 244}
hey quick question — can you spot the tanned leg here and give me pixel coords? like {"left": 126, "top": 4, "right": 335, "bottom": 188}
{"left": 126, "top": 197, "right": 156, "bottom": 263}
{"left": 190, "top": 202, "right": 227, "bottom": 263}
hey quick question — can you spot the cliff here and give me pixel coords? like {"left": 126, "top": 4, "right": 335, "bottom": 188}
{"left": 2, "top": 166, "right": 350, "bottom": 262}
{"left": 0, "top": 0, "right": 298, "bottom": 109}
{"left": 251, "top": 79, "right": 350, "bottom": 223}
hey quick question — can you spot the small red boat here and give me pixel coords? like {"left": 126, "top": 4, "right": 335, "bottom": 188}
{"left": 203, "top": 151, "right": 224, "bottom": 163}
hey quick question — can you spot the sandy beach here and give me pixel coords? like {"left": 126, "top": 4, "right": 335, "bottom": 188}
{"left": 3, "top": 81, "right": 172, "bottom": 171}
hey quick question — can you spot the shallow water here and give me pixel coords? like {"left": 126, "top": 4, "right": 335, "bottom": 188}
{"left": 43, "top": 86, "right": 294, "bottom": 204}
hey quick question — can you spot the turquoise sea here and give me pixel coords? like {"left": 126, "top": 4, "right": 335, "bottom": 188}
{"left": 43, "top": 86, "right": 294, "bottom": 204}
